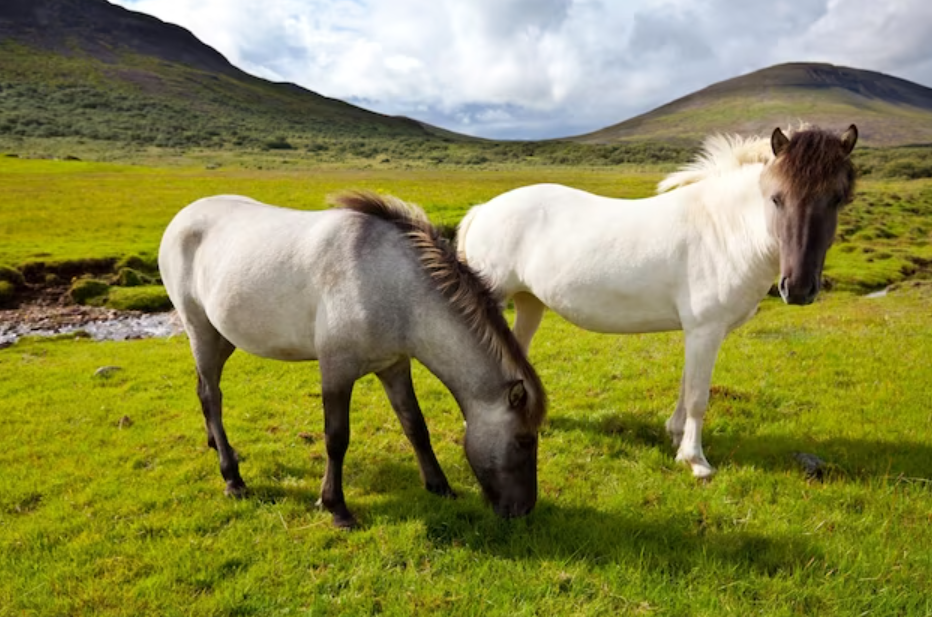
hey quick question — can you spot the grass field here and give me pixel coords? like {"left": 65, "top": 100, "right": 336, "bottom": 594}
{"left": 2, "top": 160, "right": 932, "bottom": 615}
{"left": 2, "top": 291, "right": 932, "bottom": 615}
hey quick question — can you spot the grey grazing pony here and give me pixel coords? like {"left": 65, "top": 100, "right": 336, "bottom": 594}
{"left": 159, "top": 191, "right": 546, "bottom": 528}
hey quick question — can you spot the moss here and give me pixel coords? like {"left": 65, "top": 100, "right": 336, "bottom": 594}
{"left": 69, "top": 278, "right": 110, "bottom": 305}
{"left": 106, "top": 285, "right": 172, "bottom": 312}
{"left": 0, "top": 265, "right": 25, "bottom": 287}
{"left": 111, "top": 267, "right": 152, "bottom": 287}
{"left": 0, "top": 280, "right": 16, "bottom": 307}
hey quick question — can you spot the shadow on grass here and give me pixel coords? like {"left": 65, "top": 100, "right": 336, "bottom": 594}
{"left": 547, "top": 412, "right": 932, "bottom": 482}
{"left": 354, "top": 466, "right": 818, "bottom": 572}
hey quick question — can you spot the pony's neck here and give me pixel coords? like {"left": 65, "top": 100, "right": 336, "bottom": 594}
{"left": 690, "top": 165, "right": 781, "bottom": 282}
{"left": 412, "top": 304, "right": 507, "bottom": 423}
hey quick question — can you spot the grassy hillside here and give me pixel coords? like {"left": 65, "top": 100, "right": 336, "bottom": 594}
{"left": 573, "top": 64, "right": 932, "bottom": 147}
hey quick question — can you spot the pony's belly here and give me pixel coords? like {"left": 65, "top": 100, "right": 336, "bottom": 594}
{"left": 549, "top": 298, "right": 682, "bottom": 334}
{"left": 207, "top": 302, "right": 319, "bottom": 362}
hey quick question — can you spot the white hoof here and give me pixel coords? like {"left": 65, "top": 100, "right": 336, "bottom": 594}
{"left": 691, "top": 461, "right": 716, "bottom": 479}
{"left": 675, "top": 450, "right": 716, "bottom": 479}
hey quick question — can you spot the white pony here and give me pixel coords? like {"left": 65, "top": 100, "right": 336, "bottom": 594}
{"left": 457, "top": 125, "right": 858, "bottom": 477}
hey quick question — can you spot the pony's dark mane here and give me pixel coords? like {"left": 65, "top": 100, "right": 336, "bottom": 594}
{"left": 329, "top": 191, "right": 547, "bottom": 428}
{"left": 772, "top": 128, "right": 856, "bottom": 204}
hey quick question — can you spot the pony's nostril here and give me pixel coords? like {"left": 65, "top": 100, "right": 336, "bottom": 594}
{"left": 778, "top": 276, "right": 789, "bottom": 299}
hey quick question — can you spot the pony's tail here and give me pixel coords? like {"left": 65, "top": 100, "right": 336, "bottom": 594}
{"left": 455, "top": 205, "right": 482, "bottom": 263}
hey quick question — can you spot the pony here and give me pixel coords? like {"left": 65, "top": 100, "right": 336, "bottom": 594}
{"left": 456, "top": 125, "right": 857, "bottom": 478}
{"left": 159, "top": 191, "right": 546, "bottom": 527}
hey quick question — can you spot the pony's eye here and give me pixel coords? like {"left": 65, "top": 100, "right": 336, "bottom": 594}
{"left": 771, "top": 195, "right": 784, "bottom": 208}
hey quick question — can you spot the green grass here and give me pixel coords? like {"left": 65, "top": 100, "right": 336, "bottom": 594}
{"left": 2, "top": 291, "right": 932, "bottom": 615}
{"left": 0, "top": 158, "right": 661, "bottom": 268}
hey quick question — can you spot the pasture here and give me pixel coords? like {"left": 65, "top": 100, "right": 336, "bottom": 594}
{"left": 2, "top": 159, "right": 932, "bottom": 615}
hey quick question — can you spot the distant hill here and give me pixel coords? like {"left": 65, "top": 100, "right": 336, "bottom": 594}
{"left": 569, "top": 63, "right": 932, "bottom": 147}
{"left": 0, "top": 0, "right": 471, "bottom": 151}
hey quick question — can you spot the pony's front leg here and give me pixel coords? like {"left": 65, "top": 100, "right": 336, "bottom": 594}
{"left": 318, "top": 370, "right": 357, "bottom": 529}
{"left": 377, "top": 359, "right": 455, "bottom": 498}
{"left": 674, "top": 327, "right": 725, "bottom": 479}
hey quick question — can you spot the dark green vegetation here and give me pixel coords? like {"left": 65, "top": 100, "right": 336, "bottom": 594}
{"left": 3, "top": 290, "right": 932, "bottom": 614}
{"left": 574, "top": 63, "right": 932, "bottom": 147}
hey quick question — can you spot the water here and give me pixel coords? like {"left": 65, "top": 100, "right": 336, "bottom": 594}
{"left": 0, "top": 312, "right": 182, "bottom": 347}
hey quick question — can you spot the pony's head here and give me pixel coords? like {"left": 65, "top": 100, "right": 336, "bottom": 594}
{"left": 762, "top": 125, "right": 857, "bottom": 305}
{"left": 463, "top": 378, "right": 543, "bottom": 518}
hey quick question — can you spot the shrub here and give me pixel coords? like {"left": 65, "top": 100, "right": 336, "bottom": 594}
{"left": 263, "top": 136, "right": 294, "bottom": 150}
{"left": 106, "top": 285, "right": 172, "bottom": 312}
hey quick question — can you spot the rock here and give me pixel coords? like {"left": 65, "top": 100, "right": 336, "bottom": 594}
{"left": 793, "top": 451, "right": 827, "bottom": 480}
{"left": 95, "top": 365, "right": 123, "bottom": 378}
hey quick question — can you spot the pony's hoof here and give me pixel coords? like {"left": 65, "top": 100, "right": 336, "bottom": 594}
{"left": 691, "top": 462, "right": 716, "bottom": 480}
{"left": 332, "top": 512, "right": 357, "bottom": 529}
{"left": 426, "top": 481, "right": 457, "bottom": 499}
{"left": 224, "top": 481, "right": 248, "bottom": 498}
{"left": 316, "top": 498, "right": 357, "bottom": 529}
{"left": 675, "top": 451, "right": 716, "bottom": 480}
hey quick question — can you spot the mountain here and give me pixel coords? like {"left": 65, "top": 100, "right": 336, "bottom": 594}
{"left": 0, "top": 0, "right": 470, "bottom": 151}
{"left": 569, "top": 63, "right": 932, "bottom": 147}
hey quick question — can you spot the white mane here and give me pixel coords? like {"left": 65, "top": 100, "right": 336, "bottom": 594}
{"left": 658, "top": 124, "right": 814, "bottom": 194}
{"left": 657, "top": 133, "right": 774, "bottom": 194}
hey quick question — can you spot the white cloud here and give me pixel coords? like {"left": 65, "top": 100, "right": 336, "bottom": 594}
{"left": 113, "top": 0, "right": 932, "bottom": 139}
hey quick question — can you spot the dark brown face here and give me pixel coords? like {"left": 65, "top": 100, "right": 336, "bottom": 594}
{"left": 769, "top": 125, "right": 858, "bottom": 306}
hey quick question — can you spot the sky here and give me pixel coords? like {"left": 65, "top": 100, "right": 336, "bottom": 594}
{"left": 111, "top": 0, "right": 932, "bottom": 140}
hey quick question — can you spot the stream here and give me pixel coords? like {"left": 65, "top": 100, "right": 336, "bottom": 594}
{"left": 0, "top": 306, "right": 182, "bottom": 347}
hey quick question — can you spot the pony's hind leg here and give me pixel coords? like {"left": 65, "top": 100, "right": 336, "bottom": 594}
{"left": 188, "top": 320, "right": 244, "bottom": 496}
{"left": 674, "top": 327, "right": 725, "bottom": 479}
{"left": 512, "top": 292, "right": 546, "bottom": 353}
{"left": 377, "top": 359, "right": 455, "bottom": 498}
{"left": 665, "top": 374, "right": 686, "bottom": 449}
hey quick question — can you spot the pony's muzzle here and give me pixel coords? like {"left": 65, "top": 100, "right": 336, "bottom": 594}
{"left": 779, "top": 276, "right": 819, "bottom": 305}
{"left": 493, "top": 497, "right": 536, "bottom": 519}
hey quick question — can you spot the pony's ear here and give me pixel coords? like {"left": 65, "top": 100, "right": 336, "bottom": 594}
{"left": 771, "top": 127, "right": 790, "bottom": 156}
{"left": 841, "top": 124, "right": 858, "bottom": 156}
{"left": 507, "top": 380, "right": 527, "bottom": 409}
